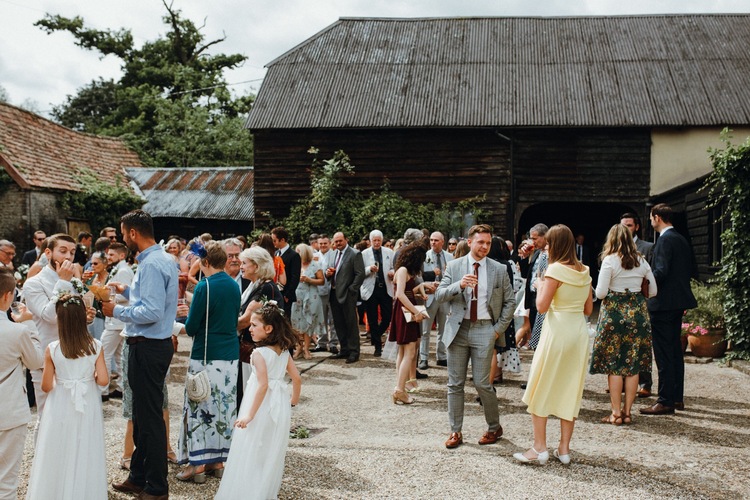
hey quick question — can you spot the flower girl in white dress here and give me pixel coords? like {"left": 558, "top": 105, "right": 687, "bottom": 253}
{"left": 215, "top": 303, "right": 301, "bottom": 500}
{"left": 26, "top": 294, "right": 109, "bottom": 500}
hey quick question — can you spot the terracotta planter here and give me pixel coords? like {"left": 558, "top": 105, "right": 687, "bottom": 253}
{"left": 688, "top": 331, "right": 727, "bottom": 358}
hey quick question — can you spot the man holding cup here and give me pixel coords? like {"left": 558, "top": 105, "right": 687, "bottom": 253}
{"left": 360, "top": 230, "right": 394, "bottom": 357}
{"left": 99, "top": 242, "right": 133, "bottom": 399}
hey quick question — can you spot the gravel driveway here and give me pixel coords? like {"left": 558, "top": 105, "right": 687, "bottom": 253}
{"left": 15, "top": 335, "right": 750, "bottom": 499}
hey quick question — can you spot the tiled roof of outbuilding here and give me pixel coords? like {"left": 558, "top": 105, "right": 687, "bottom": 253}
{"left": 0, "top": 103, "right": 142, "bottom": 191}
{"left": 247, "top": 15, "right": 750, "bottom": 129}
{"left": 126, "top": 167, "right": 254, "bottom": 220}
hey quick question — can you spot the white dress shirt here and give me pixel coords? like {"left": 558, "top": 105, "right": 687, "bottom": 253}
{"left": 464, "top": 256, "right": 491, "bottom": 320}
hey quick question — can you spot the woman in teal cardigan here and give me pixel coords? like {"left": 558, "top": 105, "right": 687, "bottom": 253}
{"left": 176, "top": 241, "right": 241, "bottom": 483}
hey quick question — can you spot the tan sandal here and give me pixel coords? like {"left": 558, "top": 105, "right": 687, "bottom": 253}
{"left": 601, "top": 412, "right": 623, "bottom": 426}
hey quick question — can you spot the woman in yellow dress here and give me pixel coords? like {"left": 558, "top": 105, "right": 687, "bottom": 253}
{"left": 513, "top": 224, "right": 593, "bottom": 465}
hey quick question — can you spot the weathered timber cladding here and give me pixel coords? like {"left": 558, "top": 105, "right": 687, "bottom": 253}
{"left": 253, "top": 128, "right": 511, "bottom": 233}
{"left": 513, "top": 128, "right": 651, "bottom": 207}
{"left": 656, "top": 178, "right": 714, "bottom": 280}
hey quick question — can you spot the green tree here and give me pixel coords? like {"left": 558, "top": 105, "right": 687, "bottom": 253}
{"left": 37, "top": 0, "right": 253, "bottom": 167}
{"left": 705, "top": 129, "right": 750, "bottom": 360}
{"left": 277, "top": 149, "right": 486, "bottom": 243}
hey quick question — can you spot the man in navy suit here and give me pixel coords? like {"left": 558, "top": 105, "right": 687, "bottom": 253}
{"left": 271, "top": 227, "right": 301, "bottom": 318}
{"left": 641, "top": 204, "right": 697, "bottom": 415}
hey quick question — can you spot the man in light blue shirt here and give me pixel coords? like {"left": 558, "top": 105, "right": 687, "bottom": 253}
{"left": 103, "top": 210, "right": 176, "bottom": 499}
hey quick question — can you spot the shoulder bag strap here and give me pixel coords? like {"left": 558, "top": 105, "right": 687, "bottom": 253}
{"left": 203, "top": 279, "right": 209, "bottom": 365}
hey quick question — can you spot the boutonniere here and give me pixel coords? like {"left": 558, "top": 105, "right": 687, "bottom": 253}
{"left": 109, "top": 267, "right": 119, "bottom": 279}
{"left": 425, "top": 256, "right": 433, "bottom": 264}
{"left": 70, "top": 277, "right": 87, "bottom": 294}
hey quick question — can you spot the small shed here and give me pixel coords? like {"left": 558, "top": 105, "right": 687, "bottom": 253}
{"left": 0, "top": 102, "right": 143, "bottom": 255}
{"left": 126, "top": 167, "right": 255, "bottom": 241}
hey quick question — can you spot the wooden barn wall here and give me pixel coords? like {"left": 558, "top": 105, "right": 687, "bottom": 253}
{"left": 252, "top": 128, "right": 511, "bottom": 234}
{"left": 653, "top": 177, "right": 715, "bottom": 281}
{"left": 512, "top": 128, "right": 651, "bottom": 208}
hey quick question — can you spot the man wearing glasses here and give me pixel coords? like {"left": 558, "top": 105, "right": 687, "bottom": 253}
{"left": 100, "top": 226, "right": 118, "bottom": 242}
{"left": 0, "top": 241, "right": 16, "bottom": 269}
{"left": 21, "top": 231, "right": 46, "bottom": 266}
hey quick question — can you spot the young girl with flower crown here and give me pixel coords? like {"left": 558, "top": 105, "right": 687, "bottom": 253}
{"left": 26, "top": 293, "right": 109, "bottom": 499}
{"left": 215, "top": 303, "right": 301, "bottom": 500}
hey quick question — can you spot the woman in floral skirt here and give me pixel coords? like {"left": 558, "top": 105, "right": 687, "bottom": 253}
{"left": 590, "top": 224, "right": 657, "bottom": 425}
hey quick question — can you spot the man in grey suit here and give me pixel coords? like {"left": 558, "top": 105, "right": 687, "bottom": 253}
{"left": 436, "top": 224, "right": 515, "bottom": 449}
{"left": 419, "top": 231, "right": 452, "bottom": 369}
{"left": 326, "top": 232, "right": 366, "bottom": 364}
{"left": 621, "top": 212, "right": 654, "bottom": 263}
{"left": 621, "top": 212, "right": 655, "bottom": 397}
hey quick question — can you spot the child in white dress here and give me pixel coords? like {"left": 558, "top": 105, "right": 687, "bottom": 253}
{"left": 215, "top": 303, "right": 301, "bottom": 500}
{"left": 26, "top": 294, "right": 109, "bottom": 500}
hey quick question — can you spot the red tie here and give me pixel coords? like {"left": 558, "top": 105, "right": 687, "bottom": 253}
{"left": 470, "top": 262, "right": 479, "bottom": 322}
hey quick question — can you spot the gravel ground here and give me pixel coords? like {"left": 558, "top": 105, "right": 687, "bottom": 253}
{"left": 15, "top": 332, "right": 750, "bottom": 499}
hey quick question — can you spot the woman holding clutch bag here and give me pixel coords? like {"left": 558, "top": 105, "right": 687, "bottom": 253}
{"left": 590, "top": 224, "right": 657, "bottom": 425}
{"left": 388, "top": 239, "right": 429, "bottom": 405}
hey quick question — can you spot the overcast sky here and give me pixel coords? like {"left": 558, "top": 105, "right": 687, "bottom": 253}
{"left": 1, "top": 0, "right": 748, "bottom": 117}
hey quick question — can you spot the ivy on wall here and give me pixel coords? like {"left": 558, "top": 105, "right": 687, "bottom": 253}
{"left": 705, "top": 129, "right": 750, "bottom": 361}
{"left": 60, "top": 168, "right": 144, "bottom": 232}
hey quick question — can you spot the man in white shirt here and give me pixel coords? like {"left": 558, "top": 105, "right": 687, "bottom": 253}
{"left": 23, "top": 233, "right": 78, "bottom": 414}
{"left": 99, "top": 242, "right": 134, "bottom": 399}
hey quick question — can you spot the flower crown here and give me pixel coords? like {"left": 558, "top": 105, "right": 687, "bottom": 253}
{"left": 56, "top": 292, "right": 83, "bottom": 308}
{"left": 258, "top": 298, "right": 284, "bottom": 316}
{"left": 188, "top": 241, "right": 207, "bottom": 259}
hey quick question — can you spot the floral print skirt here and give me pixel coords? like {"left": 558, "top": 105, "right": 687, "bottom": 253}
{"left": 177, "top": 359, "right": 238, "bottom": 465}
{"left": 590, "top": 291, "right": 652, "bottom": 377}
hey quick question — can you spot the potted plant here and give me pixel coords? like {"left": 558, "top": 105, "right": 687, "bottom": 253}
{"left": 682, "top": 280, "right": 727, "bottom": 358}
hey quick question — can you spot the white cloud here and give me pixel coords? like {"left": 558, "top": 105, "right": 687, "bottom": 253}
{"left": 2, "top": 0, "right": 748, "bottom": 116}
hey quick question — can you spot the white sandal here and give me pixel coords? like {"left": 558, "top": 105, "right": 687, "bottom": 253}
{"left": 513, "top": 446, "right": 549, "bottom": 465}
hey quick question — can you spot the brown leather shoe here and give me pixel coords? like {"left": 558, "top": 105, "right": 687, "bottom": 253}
{"left": 478, "top": 427, "right": 503, "bottom": 445}
{"left": 112, "top": 478, "right": 144, "bottom": 494}
{"left": 445, "top": 432, "right": 463, "bottom": 449}
{"left": 640, "top": 403, "right": 675, "bottom": 415}
{"left": 138, "top": 492, "right": 168, "bottom": 500}
{"left": 637, "top": 387, "right": 652, "bottom": 398}
{"left": 674, "top": 402, "right": 685, "bottom": 411}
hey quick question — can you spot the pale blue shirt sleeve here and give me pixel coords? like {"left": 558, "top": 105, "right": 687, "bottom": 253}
{"left": 115, "top": 262, "right": 167, "bottom": 325}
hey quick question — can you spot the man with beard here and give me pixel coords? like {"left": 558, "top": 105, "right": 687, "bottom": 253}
{"left": 104, "top": 210, "right": 177, "bottom": 500}
{"left": 23, "top": 233, "right": 79, "bottom": 415}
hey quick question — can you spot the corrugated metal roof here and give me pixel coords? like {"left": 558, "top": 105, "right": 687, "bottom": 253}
{"left": 126, "top": 167, "right": 254, "bottom": 220}
{"left": 247, "top": 15, "right": 750, "bottom": 129}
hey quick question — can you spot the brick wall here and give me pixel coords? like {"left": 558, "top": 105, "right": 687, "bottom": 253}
{"left": 0, "top": 186, "right": 69, "bottom": 261}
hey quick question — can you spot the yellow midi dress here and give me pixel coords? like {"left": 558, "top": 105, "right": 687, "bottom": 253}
{"left": 522, "top": 262, "right": 592, "bottom": 421}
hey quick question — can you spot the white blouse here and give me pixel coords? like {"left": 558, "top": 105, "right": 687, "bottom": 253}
{"left": 595, "top": 254, "right": 657, "bottom": 300}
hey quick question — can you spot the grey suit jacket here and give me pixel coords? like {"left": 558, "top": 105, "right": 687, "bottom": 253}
{"left": 329, "top": 246, "right": 366, "bottom": 304}
{"left": 435, "top": 256, "right": 515, "bottom": 348}
{"left": 360, "top": 246, "right": 394, "bottom": 301}
{"left": 635, "top": 237, "right": 654, "bottom": 264}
